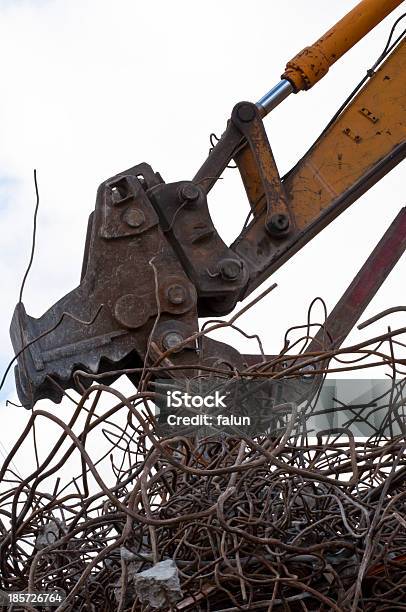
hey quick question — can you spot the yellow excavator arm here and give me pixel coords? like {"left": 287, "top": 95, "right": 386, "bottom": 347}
{"left": 283, "top": 0, "right": 404, "bottom": 91}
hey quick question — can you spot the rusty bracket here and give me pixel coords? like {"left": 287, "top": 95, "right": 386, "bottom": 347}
{"left": 230, "top": 101, "right": 293, "bottom": 238}
{"left": 148, "top": 181, "right": 248, "bottom": 316}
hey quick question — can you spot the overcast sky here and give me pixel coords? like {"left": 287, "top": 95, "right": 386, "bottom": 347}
{"left": 0, "top": 1, "right": 405, "bottom": 463}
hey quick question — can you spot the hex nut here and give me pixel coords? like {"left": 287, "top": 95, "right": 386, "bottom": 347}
{"left": 266, "top": 213, "right": 290, "bottom": 235}
{"left": 167, "top": 284, "right": 187, "bottom": 305}
{"left": 219, "top": 258, "right": 242, "bottom": 281}
{"left": 179, "top": 184, "right": 200, "bottom": 202}
{"left": 162, "top": 331, "right": 184, "bottom": 351}
{"left": 301, "top": 364, "right": 316, "bottom": 379}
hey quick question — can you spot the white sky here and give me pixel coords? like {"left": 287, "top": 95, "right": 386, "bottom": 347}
{"left": 0, "top": 0, "right": 405, "bottom": 470}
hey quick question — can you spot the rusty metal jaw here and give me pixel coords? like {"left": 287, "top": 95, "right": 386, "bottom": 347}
{"left": 10, "top": 164, "right": 196, "bottom": 407}
{"left": 9, "top": 164, "right": 252, "bottom": 408}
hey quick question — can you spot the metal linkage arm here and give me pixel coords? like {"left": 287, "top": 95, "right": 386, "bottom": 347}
{"left": 195, "top": 37, "right": 406, "bottom": 302}
{"left": 233, "top": 38, "right": 406, "bottom": 297}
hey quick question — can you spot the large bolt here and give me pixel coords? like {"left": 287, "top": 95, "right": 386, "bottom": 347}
{"left": 167, "top": 284, "right": 187, "bottom": 305}
{"left": 301, "top": 363, "right": 316, "bottom": 379}
{"left": 179, "top": 183, "right": 200, "bottom": 202}
{"left": 122, "top": 208, "right": 145, "bottom": 228}
{"left": 219, "top": 258, "right": 242, "bottom": 281}
{"left": 162, "top": 331, "right": 184, "bottom": 351}
{"left": 266, "top": 213, "right": 290, "bottom": 235}
{"left": 114, "top": 294, "right": 148, "bottom": 329}
{"left": 236, "top": 102, "right": 256, "bottom": 123}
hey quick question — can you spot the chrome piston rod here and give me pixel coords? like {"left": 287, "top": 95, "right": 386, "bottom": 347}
{"left": 256, "top": 79, "right": 293, "bottom": 117}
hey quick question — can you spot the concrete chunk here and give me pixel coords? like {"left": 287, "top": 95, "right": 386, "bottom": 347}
{"left": 35, "top": 519, "right": 67, "bottom": 550}
{"left": 133, "top": 559, "right": 183, "bottom": 609}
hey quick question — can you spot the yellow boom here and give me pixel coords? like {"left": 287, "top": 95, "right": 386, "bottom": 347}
{"left": 257, "top": 0, "right": 404, "bottom": 116}
{"left": 283, "top": 0, "right": 404, "bottom": 91}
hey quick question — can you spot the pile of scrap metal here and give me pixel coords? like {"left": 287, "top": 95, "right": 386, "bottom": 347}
{"left": 1, "top": 364, "right": 406, "bottom": 610}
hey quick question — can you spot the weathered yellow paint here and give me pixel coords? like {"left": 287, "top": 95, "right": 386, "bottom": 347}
{"left": 282, "top": 0, "right": 404, "bottom": 91}
{"left": 286, "top": 37, "right": 406, "bottom": 230}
